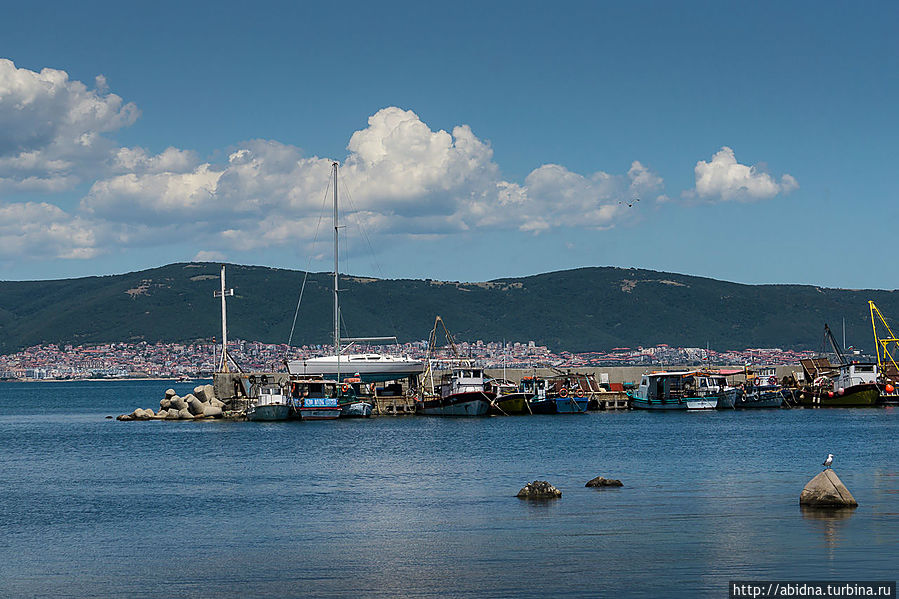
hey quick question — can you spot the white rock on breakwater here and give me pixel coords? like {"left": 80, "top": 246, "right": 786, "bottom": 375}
{"left": 117, "top": 386, "right": 223, "bottom": 421}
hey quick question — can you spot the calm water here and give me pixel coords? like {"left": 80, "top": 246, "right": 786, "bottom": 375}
{"left": 0, "top": 381, "right": 896, "bottom": 598}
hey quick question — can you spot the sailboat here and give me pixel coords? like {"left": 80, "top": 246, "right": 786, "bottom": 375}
{"left": 285, "top": 162, "right": 423, "bottom": 405}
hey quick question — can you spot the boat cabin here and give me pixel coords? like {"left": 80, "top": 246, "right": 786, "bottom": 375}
{"left": 832, "top": 363, "right": 878, "bottom": 390}
{"left": 440, "top": 368, "right": 488, "bottom": 398}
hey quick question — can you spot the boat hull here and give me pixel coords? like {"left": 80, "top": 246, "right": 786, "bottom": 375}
{"left": 630, "top": 396, "right": 687, "bottom": 410}
{"left": 340, "top": 401, "right": 373, "bottom": 418}
{"left": 735, "top": 388, "right": 784, "bottom": 408}
{"left": 490, "top": 393, "right": 530, "bottom": 415}
{"left": 686, "top": 398, "right": 718, "bottom": 410}
{"left": 299, "top": 407, "right": 341, "bottom": 420}
{"left": 554, "top": 396, "right": 589, "bottom": 413}
{"left": 528, "top": 397, "right": 557, "bottom": 414}
{"left": 286, "top": 355, "right": 423, "bottom": 383}
{"left": 800, "top": 384, "right": 880, "bottom": 407}
{"left": 417, "top": 392, "right": 493, "bottom": 416}
{"left": 247, "top": 404, "right": 291, "bottom": 421}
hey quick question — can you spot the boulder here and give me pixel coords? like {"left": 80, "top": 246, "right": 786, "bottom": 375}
{"left": 799, "top": 470, "right": 858, "bottom": 508}
{"left": 516, "top": 480, "right": 562, "bottom": 499}
{"left": 169, "top": 396, "right": 187, "bottom": 410}
{"left": 160, "top": 398, "right": 171, "bottom": 411}
{"left": 209, "top": 398, "right": 225, "bottom": 409}
{"left": 132, "top": 408, "right": 147, "bottom": 420}
{"left": 203, "top": 404, "right": 223, "bottom": 418}
{"left": 144, "top": 408, "right": 155, "bottom": 418}
{"left": 165, "top": 408, "right": 180, "bottom": 420}
{"left": 165, "top": 388, "right": 177, "bottom": 399}
{"left": 116, "top": 413, "right": 133, "bottom": 421}
{"left": 194, "top": 385, "right": 208, "bottom": 402}
{"left": 178, "top": 408, "right": 194, "bottom": 420}
{"left": 187, "top": 395, "right": 206, "bottom": 415}
{"left": 204, "top": 384, "right": 215, "bottom": 401}
{"left": 586, "top": 476, "right": 623, "bottom": 488}
{"left": 152, "top": 410, "right": 167, "bottom": 420}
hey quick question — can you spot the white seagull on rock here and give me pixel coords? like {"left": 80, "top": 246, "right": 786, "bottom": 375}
{"left": 822, "top": 454, "right": 834, "bottom": 469}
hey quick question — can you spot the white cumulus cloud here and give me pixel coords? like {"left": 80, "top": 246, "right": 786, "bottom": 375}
{"left": 688, "top": 146, "right": 798, "bottom": 202}
{"left": 0, "top": 58, "right": 139, "bottom": 191}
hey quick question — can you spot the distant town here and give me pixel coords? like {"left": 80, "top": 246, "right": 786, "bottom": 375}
{"left": 0, "top": 339, "right": 835, "bottom": 380}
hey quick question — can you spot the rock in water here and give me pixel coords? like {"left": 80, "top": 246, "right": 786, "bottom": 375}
{"left": 194, "top": 385, "right": 208, "bottom": 402}
{"left": 204, "top": 384, "right": 215, "bottom": 401}
{"left": 186, "top": 395, "right": 205, "bottom": 415}
{"left": 586, "top": 476, "right": 623, "bottom": 488}
{"left": 209, "top": 398, "right": 225, "bottom": 409}
{"left": 165, "top": 389, "right": 177, "bottom": 399}
{"left": 516, "top": 480, "right": 562, "bottom": 499}
{"left": 165, "top": 408, "right": 180, "bottom": 420}
{"left": 799, "top": 470, "right": 858, "bottom": 508}
{"left": 169, "top": 396, "right": 187, "bottom": 411}
{"left": 178, "top": 408, "right": 193, "bottom": 420}
{"left": 203, "top": 404, "right": 223, "bottom": 418}
{"left": 160, "top": 398, "right": 171, "bottom": 411}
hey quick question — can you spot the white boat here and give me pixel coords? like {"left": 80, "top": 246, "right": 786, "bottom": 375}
{"left": 285, "top": 162, "right": 423, "bottom": 384}
{"left": 288, "top": 354, "right": 422, "bottom": 382}
{"left": 247, "top": 384, "right": 291, "bottom": 421}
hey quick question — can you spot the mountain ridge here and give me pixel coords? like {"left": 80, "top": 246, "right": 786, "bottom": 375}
{"left": 1, "top": 262, "right": 895, "bottom": 354}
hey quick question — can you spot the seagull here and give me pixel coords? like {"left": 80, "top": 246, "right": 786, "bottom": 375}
{"left": 822, "top": 454, "right": 834, "bottom": 469}
{"left": 618, "top": 198, "right": 640, "bottom": 208}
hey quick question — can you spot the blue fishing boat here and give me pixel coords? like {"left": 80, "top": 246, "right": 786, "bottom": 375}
{"left": 520, "top": 376, "right": 588, "bottom": 414}
{"left": 735, "top": 367, "right": 783, "bottom": 408}
{"left": 288, "top": 377, "right": 343, "bottom": 420}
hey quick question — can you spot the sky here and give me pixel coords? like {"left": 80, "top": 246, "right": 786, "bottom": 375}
{"left": 0, "top": 1, "right": 896, "bottom": 288}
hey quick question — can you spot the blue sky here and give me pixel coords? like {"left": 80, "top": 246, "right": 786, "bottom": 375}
{"left": 0, "top": 1, "right": 896, "bottom": 288}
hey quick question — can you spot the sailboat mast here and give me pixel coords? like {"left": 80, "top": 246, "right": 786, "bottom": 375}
{"left": 333, "top": 162, "right": 340, "bottom": 374}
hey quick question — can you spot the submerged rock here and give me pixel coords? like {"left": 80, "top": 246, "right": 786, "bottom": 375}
{"left": 799, "top": 470, "right": 858, "bottom": 508}
{"left": 516, "top": 480, "right": 562, "bottom": 499}
{"left": 586, "top": 476, "right": 623, "bottom": 488}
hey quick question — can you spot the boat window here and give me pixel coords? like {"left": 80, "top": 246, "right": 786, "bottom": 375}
{"left": 473, "top": 370, "right": 481, "bottom": 377}
{"left": 854, "top": 365, "right": 874, "bottom": 372}
{"left": 641, "top": 376, "right": 648, "bottom": 386}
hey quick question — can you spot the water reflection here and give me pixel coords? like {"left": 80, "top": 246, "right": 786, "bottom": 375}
{"left": 800, "top": 506, "right": 856, "bottom": 554}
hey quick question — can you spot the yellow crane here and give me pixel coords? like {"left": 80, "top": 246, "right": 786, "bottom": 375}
{"left": 869, "top": 301, "right": 899, "bottom": 393}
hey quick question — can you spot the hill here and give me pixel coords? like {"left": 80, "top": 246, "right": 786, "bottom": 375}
{"left": 0, "top": 263, "right": 896, "bottom": 354}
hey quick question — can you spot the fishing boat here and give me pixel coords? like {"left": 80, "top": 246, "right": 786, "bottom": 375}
{"left": 868, "top": 301, "right": 899, "bottom": 405}
{"left": 798, "top": 325, "right": 880, "bottom": 407}
{"left": 338, "top": 376, "right": 373, "bottom": 417}
{"left": 800, "top": 362, "right": 880, "bottom": 407}
{"left": 416, "top": 317, "right": 493, "bottom": 416}
{"left": 285, "top": 162, "right": 423, "bottom": 384}
{"left": 288, "top": 377, "right": 343, "bottom": 420}
{"left": 631, "top": 370, "right": 733, "bottom": 410}
{"left": 247, "top": 383, "right": 292, "bottom": 421}
{"left": 417, "top": 367, "right": 494, "bottom": 416}
{"left": 487, "top": 379, "right": 530, "bottom": 415}
{"left": 519, "top": 376, "right": 588, "bottom": 414}
{"left": 735, "top": 367, "right": 783, "bottom": 408}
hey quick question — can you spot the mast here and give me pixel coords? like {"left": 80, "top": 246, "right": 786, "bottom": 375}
{"left": 333, "top": 162, "right": 340, "bottom": 380}
{"left": 214, "top": 264, "right": 234, "bottom": 372}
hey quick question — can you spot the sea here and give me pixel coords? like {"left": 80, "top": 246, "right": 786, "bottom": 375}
{"left": 0, "top": 380, "right": 896, "bottom": 598}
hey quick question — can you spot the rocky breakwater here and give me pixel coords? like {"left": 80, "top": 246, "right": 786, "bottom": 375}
{"left": 117, "top": 385, "right": 226, "bottom": 421}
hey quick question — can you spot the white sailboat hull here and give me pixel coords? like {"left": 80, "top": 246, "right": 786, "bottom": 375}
{"left": 286, "top": 354, "right": 423, "bottom": 382}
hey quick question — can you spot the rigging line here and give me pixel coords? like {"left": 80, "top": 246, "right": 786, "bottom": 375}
{"left": 339, "top": 177, "right": 402, "bottom": 345}
{"left": 286, "top": 173, "right": 333, "bottom": 352}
